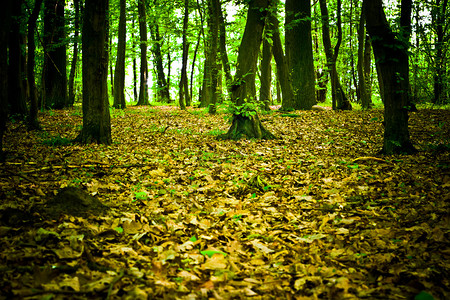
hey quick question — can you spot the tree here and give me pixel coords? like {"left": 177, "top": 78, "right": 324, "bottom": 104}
{"left": 78, "top": 0, "right": 112, "bottom": 145}
{"left": 220, "top": 0, "right": 275, "bottom": 140}
{"left": 432, "top": 0, "right": 448, "bottom": 104}
{"left": 43, "top": 0, "right": 68, "bottom": 109}
{"left": 319, "top": 0, "right": 352, "bottom": 110}
{"left": 179, "top": 0, "right": 190, "bottom": 110}
{"left": 0, "top": 0, "right": 12, "bottom": 161}
{"left": 259, "top": 33, "right": 272, "bottom": 111}
{"left": 68, "top": 0, "right": 80, "bottom": 107}
{"left": 8, "top": 0, "right": 28, "bottom": 118}
{"left": 285, "top": 0, "right": 316, "bottom": 110}
{"left": 364, "top": 0, "right": 416, "bottom": 154}
{"left": 113, "top": 0, "right": 127, "bottom": 109}
{"left": 356, "top": 1, "right": 372, "bottom": 109}
{"left": 137, "top": 0, "right": 149, "bottom": 105}
{"left": 27, "top": 0, "right": 45, "bottom": 130}
{"left": 206, "top": 0, "right": 220, "bottom": 114}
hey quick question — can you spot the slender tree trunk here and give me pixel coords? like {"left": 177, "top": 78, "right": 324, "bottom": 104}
{"left": 137, "top": 0, "right": 149, "bottom": 105}
{"left": 319, "top": 0, "right": 352, "bottom": 110}
{"left": 132, "top": 19, "right": 138, "bottom": 103}
{"left": 364, "top": 0, "right": 415, "bottom": 154}
{"left": 68, "top": 0, "right": 80, "bottom": 107}
{"left": 357, "top": 2, "right": 371, "bottom": 109}
{"left": 78, "top": 0, "right": 112, "bottom": 145}
{"left": 218, "top": 2, "right": 232, "bottom": 96}
{"left": 0, "top": 0, "right": 12, "bottom": 161}
{"left": 220, "top": 0, "right": 275, "bottom": 140}
{"left": 149, "top": 20, "right": 170, "bottom": 102}
{"left": 285, "top": 0, "right": 316, "bottom": 110}
{"left": 43, "top": 0, "right": 67, "bottom": 109}
{"left": 9, "top": 0, "right": 28, "bottom": 117}
{"left": 207, "top": 0, "right": 220, "bottom": 114}
{"left": 109, "top": 34, "right": 114, "bottom": 97}
{"left": 268, "top": 6, "right": 294, "bottom": 109}
{"left": 259, "top": 36, "right": 272, "bottom": 111}
{"left": 179, "top": 0, "right": 190, "bottom": 110}
{"left": 28, "top": 0, "right": 44, "bottom": 130}
{"left": 433, "top": 0, "right": 448, "bottom": 104}
{"left": 200, "top": 0, "right": 214, "bottom": 108}
{"left": 113, "top": 0, "right": 127, "bottom": 109}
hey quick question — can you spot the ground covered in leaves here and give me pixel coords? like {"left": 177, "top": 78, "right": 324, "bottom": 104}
{"left": 0, "top": 106, "right": 449, "bottom": 299}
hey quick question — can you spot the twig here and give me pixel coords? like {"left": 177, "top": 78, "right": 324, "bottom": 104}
{"left": 352, "top": 156, "right": 388, "bottom": 164}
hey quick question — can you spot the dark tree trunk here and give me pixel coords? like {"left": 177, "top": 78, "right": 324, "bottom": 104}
{"left": 200, "top": 0, "right": 214, "bottom": 108}
{"left": 220, "top": 0, "right": 275, "bottom": 141}
{"left": 131, "top": 18, "right": 138, "bottom": 103}
{"left": 207, "top": 0, "right": 220, "bottom": 114}
{"left": 68, "top": 0, "right": 80, "bottom": 107}
{"left": 109, "top": 34, "right": 113, "bottom": 97}
{"left": 357, "top": 2, "right": 372, "bottom": 109}
{"left": 179, "top": 0, "right": 190, "bottom": 110}
{"left": 433, "top": 0, "right": 448, "bottom": 104}
{"left": 113, "top": 0, "right": 127, "bottom": 109}
{"left": 259, "top": 36, "right": 272, "bottom": 111}
{"left": 218, "top": 2, "right": 232, "bottom": 96}
{"left": 149, "top": 20, "right": 171, "bottom": 103}
{"left": 364, "top": 0, "right": 415, "bottom": 154}
{"left": 137, "top": 0, "right": 149, "bottom": 106}
{"left": 0, "top": 0, "right": 12, "bottom": 161}
{"left": 28, "top": 0, "right": 44, "bottom": 130}
{"left": 319, "top": 0, "right": 352, "bottom": 110}
{"left": 268, "top": 7, "right": 295, "bottom": 109}
{"left": 78, "top": 0, "right": 112, "bottom": 145}
{"left": 285, "top": 0, "right": 316, "bottom": 110}
{"left": 9, "top": 0, "right": 28, "bottom": 118}
{"left": 43, "top": 0, "right": 67, "bottom": 109}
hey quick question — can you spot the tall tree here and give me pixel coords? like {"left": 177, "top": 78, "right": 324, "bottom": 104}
{"left": 27, "top": 0, "right": 45, "bottom": 129}
{"left": 356, "top": 1, "right": 372, "bottom": 109}
{"left": 285, "top": 0, "right": 316, "bottom": 110}
{"left": 259, "top": 34, "right": 272, "bottom": 111}
{"left": 179, "top": 0, "right": 190, "bottom": 110}
{"left": 78, "top": 0, "right": 112, "bottom": 145}
{"left": 8, "top": 0, "right": 28, "bottom": 118}
{"left": 0, "top": 0, "right": 12, "bottom": 161}
{"left": 137, "top": 0, "right": 149, "bottom": 105}
{"left": 113, "top": 0, "right": 127, "bottom": 109}
{"left": 220, "top": 0, "right": 275, "bottom": 140}
{"left": 364, "top": 0, "right": 415, "bottom": 154}
{"left": 319, "top": 0, "right": 352, "bottom": 110}
{"left": 43, "top": 0, "right": 68, "bottom": 109}
{"left": 218, "top": 1, "right": 232, "bottom": 95}
{"left": 206, "top": 0, "right": 220, "bottom": 114}
{"left": 68, "top": 0, "right": 80, "bottom": 107}
{"left": 432, "top": 0, "right": 448, "bottom": 104}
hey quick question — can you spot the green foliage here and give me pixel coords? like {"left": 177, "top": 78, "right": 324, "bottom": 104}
{"left": 225, "top": 99, "right": 258, "bottom": 118}
{"left": 42, "top": 135, "right": 72, "bottom": 147}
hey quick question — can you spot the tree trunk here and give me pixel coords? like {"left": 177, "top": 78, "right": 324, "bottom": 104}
{"left": 43, "top": 0, "right": 67, "bottom": 109}
{"left": 0, "top": 0, "right": 12, "bottom": 161}
{"left": 319, "top": 0, "right": 352, "bottom": 110}
{"left": 433, "top": 0, "right": 448, "bottom": 104}
{"left": 220, "top": 0, "right": 275, "bottom": 140}
{"left": 357, "top": 2, "right": 371, "bottom": 109}
{"left": 28, "top": 0, "right": 44, "bottom": 130}
{"left": 364, "top": 0, "right": 415, "bottom": 154}
{"left": 137, "top": 0, "right": 149, "bottom": 106}
{"left": 149, "top": 21, "right": 171, "bottom": 103}
{"left": 259, "top": 36, "right": 272, "bottom": 111}
{"left": 68, "top": 0, "right": 80, "bottom": 107}
{"left": 78, "top": 0, "right": 112, "bottom": 145}
{"left": 268, "top": 7, "right": 295, "bottom": 109}
{"left": 132, "top": 18, "right": 138, "bottom": 103}
{"left": 207, "top": 0, "right": 220, "bottom": 114}
{"left": 218, "top": 2, "right": 232, "bottom": 96}
{"left": 285, "top": 0, "right": 316, "bottom": 110}
{"left": 113, "top": 0, "right": 127, "bottom": 109}
{"left": 179, "top": 0, "right": 191, "bottom": 110}
{"left": 9, "top": 0, "right": 28, "bottom": 118}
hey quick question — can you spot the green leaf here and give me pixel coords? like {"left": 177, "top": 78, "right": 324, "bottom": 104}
{"left": 201, "top": 250, "right": 227, "bottom": 258}
{"left": 189, "top": 236, "right": 197, "bottom": 242}
{"left": 114, "top": 227, "right": 124, "bottom": 234}
{"left": 414, "top": 291, "right": 434, "bottom": 300}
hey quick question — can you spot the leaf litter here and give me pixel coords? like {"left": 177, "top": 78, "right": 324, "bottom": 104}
{"left": 0, "top": 106, "right": 449, "bottom": 299}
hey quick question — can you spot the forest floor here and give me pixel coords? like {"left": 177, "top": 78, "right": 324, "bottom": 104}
{"left": 0, "top": 106, "right": 449, "bottom": 299}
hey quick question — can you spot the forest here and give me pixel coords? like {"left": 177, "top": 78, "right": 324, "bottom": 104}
{"left": 0, "top": 0, "right": 449, "bottom": 299}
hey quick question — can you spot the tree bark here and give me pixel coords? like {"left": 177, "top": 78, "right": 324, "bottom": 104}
{"left": 357, "top": 2, "right": 372, "bottom": 109}
{"left": 207, "top": 0, "right": 220, "bottom": 114}
{"left": 319, "top": 0, "right": 352, "bottom": 110}
{"left": 433, "top": 0, "right": 448, "bottom": 104}
{"left": 218, "top": 2, "right": 232, "bottom": 96}
{"left": 0, "top": 0, "right": 12, "bottom": 161}
{"left": 149, "top": 19, "right": 171, "bottom": 103}
{"left": 27, "top": 0, "right": 44, "bottom": 130}
{"left": 179, "top": 0, "right": 190, "bottom": 110}
{"left": 220, "top": 0, "right": 275, "bottom": 140}
{"left": 78, "top": 0, "right": 112, "bottom": 145}
{"left": 9, "top": 0, "right": 28, "bottom": 118}
{"left": 113, "top": 0, "right": 127, "bottom": 109}
{"left": 137, "top": 0, "right": 149, "bottom": 105}
{"left": 364, "top": 0, "right": 415, "bottom": 154}
{"left": 43, "top": 0, "right": 67, "bottom": 109}
{"left": 68, "top": 0, "right": 80, "bottom": 107}
{"left": 259, "top": 36, "right": 272, "bottom": 111}
{"left": 285, "top": 0, "right": 316, "bottom": 110}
